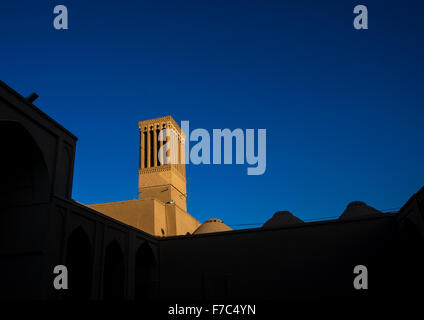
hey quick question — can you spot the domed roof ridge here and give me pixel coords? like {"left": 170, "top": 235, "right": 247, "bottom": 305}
{"left": 339, "top": 201, "right": 382, "bottom": 220}
{"left": 347, "top": 201, "right": 367, "bottom": 208}
{"left": 262, "top": 211, "right": 303, "bottom": 228}
{"left": 193, "top": 218, "right": 232, "bottom": 234}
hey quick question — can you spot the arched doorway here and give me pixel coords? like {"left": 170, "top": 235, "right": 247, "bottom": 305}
{"left": 135, "top": 242, "right": 157, "bottom": 300}
{"left": 103, "top": 240, "right": 125, "bottom": 299}
{"left": 0, "top": 121, "right": 50, "bottom": 297}
{"left": 0, "top": 121, "right": 49, "bottom": 208}
{"left": 64, "top": 227, "right": 93, "bottom": 299}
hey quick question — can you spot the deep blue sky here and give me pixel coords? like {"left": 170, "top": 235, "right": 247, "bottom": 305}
{"left": 1, "top": 1, "right": 423, "bottom": 227}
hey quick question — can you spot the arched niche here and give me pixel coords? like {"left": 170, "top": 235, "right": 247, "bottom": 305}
{"left": 103, "top": 240, "right": 126, "bottom": 299}
{"left": 64, "top": 226, "right": 93, "bottom": 299}
{"left": 135, "top": 242, "right": 158, "bottom": 300}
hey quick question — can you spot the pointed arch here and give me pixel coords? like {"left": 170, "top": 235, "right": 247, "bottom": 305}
{"left": 64, "top": 226, "right": 93, "bottom": 299}
{"left": 135, "top": 242, "right": 158, "bottom": 300}
{"left": 0, "top": 121, "right": 49, "bottom": 208}
{"left": 103, "top": 240, "right": 126, "bottom": 299}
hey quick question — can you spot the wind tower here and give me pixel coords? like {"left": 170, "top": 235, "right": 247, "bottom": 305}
{"left": 138, "top": 116, "right": 187, "bottom": 212}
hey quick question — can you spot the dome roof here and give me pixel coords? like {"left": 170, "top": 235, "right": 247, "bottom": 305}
{"left": 262, "top": 211, "right": 304, "bottom": 228}
{"left": 339, "top": 201, "right": 382, "bottom": 220}
{"left": 193, "top": 219, "right": 232, "bottom": 235}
